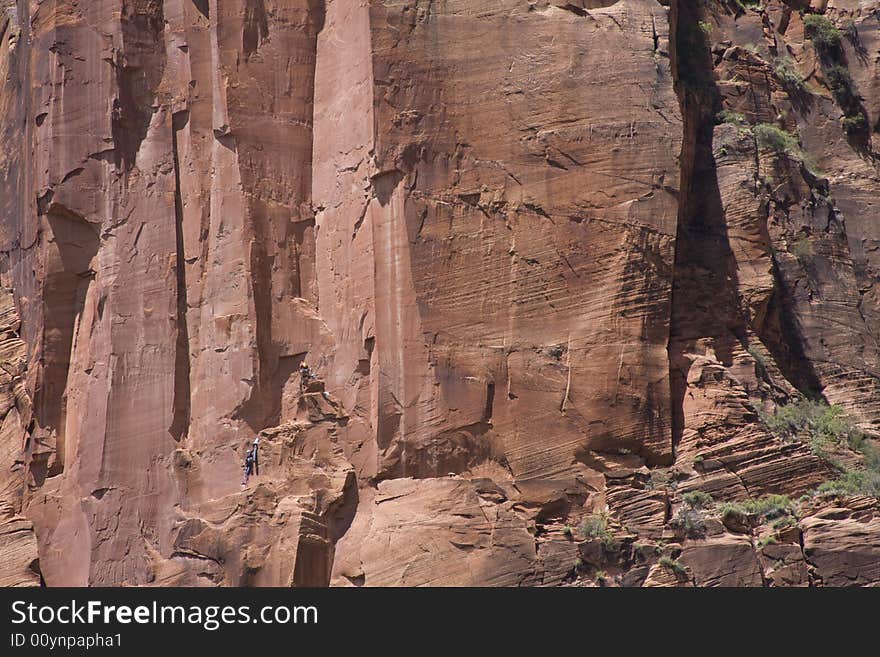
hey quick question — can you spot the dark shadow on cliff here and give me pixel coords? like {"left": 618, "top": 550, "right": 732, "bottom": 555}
{"left": 35, "top": 209, "right": 100, "bottom": 476}
{"left": 112, "top": 1, "right": 166, "bottom": 172}
{"left": 170, "top": 110, "right": 191, "bottom": 442}
{"left": 667, "top": 0, "right": 749, "bottom": 455}
{"left": 756, "top": 271, "right": 824, "bottom": 399}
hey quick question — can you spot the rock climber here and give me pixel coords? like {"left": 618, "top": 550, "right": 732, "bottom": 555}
{"left": 241, "top": 437, "right": 259, "bottom": 487}
{"left": 299, "top": 361, "right": 312, "bottom": 391}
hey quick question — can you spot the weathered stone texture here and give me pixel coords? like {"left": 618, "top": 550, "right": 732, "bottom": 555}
{"left": 0, "top": 0, "right": 878, "bottom": 586}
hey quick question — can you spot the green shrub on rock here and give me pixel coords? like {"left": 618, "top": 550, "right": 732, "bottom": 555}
{"left": 753, "top": 123, "right": 799, "bottom": 153}
{"left": 804, "top": 14, "right": 841, "bottom": 56}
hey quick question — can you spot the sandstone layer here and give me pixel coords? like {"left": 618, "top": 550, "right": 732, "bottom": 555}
{"left": 0, "top": 0, "right": 878, "bottom": 586}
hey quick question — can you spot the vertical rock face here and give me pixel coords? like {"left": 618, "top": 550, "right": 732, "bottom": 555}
{"left": 0, "top": 0, "right": 878, "bottom": 586}
{"left": 315, "top": 0, "right": 681, "bottom": 491}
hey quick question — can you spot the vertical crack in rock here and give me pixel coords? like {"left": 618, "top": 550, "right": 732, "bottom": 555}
{"left": 113, "top": 0, "right": 166, "bottom": 172}
{"left": 234, "top": 0, "right": 325, "bottom": 432}
{"left": 242, "top": 199, "right": 274, "bottom": 429}
{"left": 243, "top": 0, "right": 269, "bottom": 59}
{"left": 34, "top": 208, "right": 100, "bottom": 481}
{"left": 170, "top": 110, "right": 191, "bottom": 442}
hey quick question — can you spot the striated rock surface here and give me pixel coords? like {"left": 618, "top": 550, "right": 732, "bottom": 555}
{"left": 331, "top": 477, "right": 541, "bottom": 587}
{"left": 0, "top": 0, "right": 878, "bottom": 586}
{"left": 0, "top": 287, "right": 40, "bottom": 586}
{"left": 800, "top": 498, "right": 880, "bottom": 586}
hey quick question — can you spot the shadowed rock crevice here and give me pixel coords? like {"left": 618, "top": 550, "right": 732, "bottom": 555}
{"left": 170, "top": 110, "right": 191, "bottom": 442}
{"left": 113, "top": 0, "right": 166, "bottom": 172}
{"left": 32, "top": 210, "right": 100, "bottom": 477}
{"left": 757, "top": 269, "right": 824, "bottom": 399}
{"left": 191, "top": 0, "right": 209, "bottom": 19}
{"left": 668, "top": 0, "right": 746, "bottom": 452}
{"left": 243, "top": 0, "right": 269, "bottom": 59}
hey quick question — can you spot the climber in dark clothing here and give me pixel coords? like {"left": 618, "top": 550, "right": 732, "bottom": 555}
{"left": 241, "top": 438, "right": 259, "bottom": 487}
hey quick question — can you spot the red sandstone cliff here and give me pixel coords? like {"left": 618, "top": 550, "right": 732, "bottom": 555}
{"left": 0, "top": 0, "right": 878, "bottom": 587}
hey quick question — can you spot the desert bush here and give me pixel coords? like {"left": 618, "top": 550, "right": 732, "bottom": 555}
{"left": 757, "top": 534, "right": 778, "bottom": 549}
{"left": 800, "top": 153, "right": 824, "bottom": 180}
{"left": 772, "top": 515, "right": 796, "bottom": 530}
{"left": 720, "top": 494, "right": 797, "bottom": 523}
{"left": 767, "top": 400, "right": 880, "bottom": 500}
{"left": 753, "top": 123, "right": 799, "bottom": 153}
{"left": 817, "top": 466, "right": 880, "bottom": 498}
{"left": 746, "top": 344, "right": 767, "bottom": 369}
{"left": 742, "top": 494, "right": 796, "bottom": 519}
{"left": 804, "top": 14, "right": 841, "bottom": 56}
{"left": 670, "top": 506, "right": 707, "bottom": 538}
{"left": 579, "top": 511, "right": 614, "bottom": 548}
{"left": 825, "top": 65, "right": 858, "bottom": 106}
{"left": 717, "top": 109, "right": 747, "bottom": 125}
{"left": 842, "top": 113, "right": 866, "bottom": 135}
{"left": 762, "top": 399, "right": 863, "bottom": 456}
{"left": 658, "top": 556, "right": 687, "bottom": 577}
{"left": 774, "top": 57, "right": 806, "bottom": 94}
{"left": 719, "top": 504, "right": 748, "bottom": 525}
{"left": 790, "top": 236, "right": 812, "bottom": 261}
{"left": 815, "top": 436, "right": 880, "bottom": 498}
{"left": 681, "top": 490, "right": 713, "bottom": 509}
